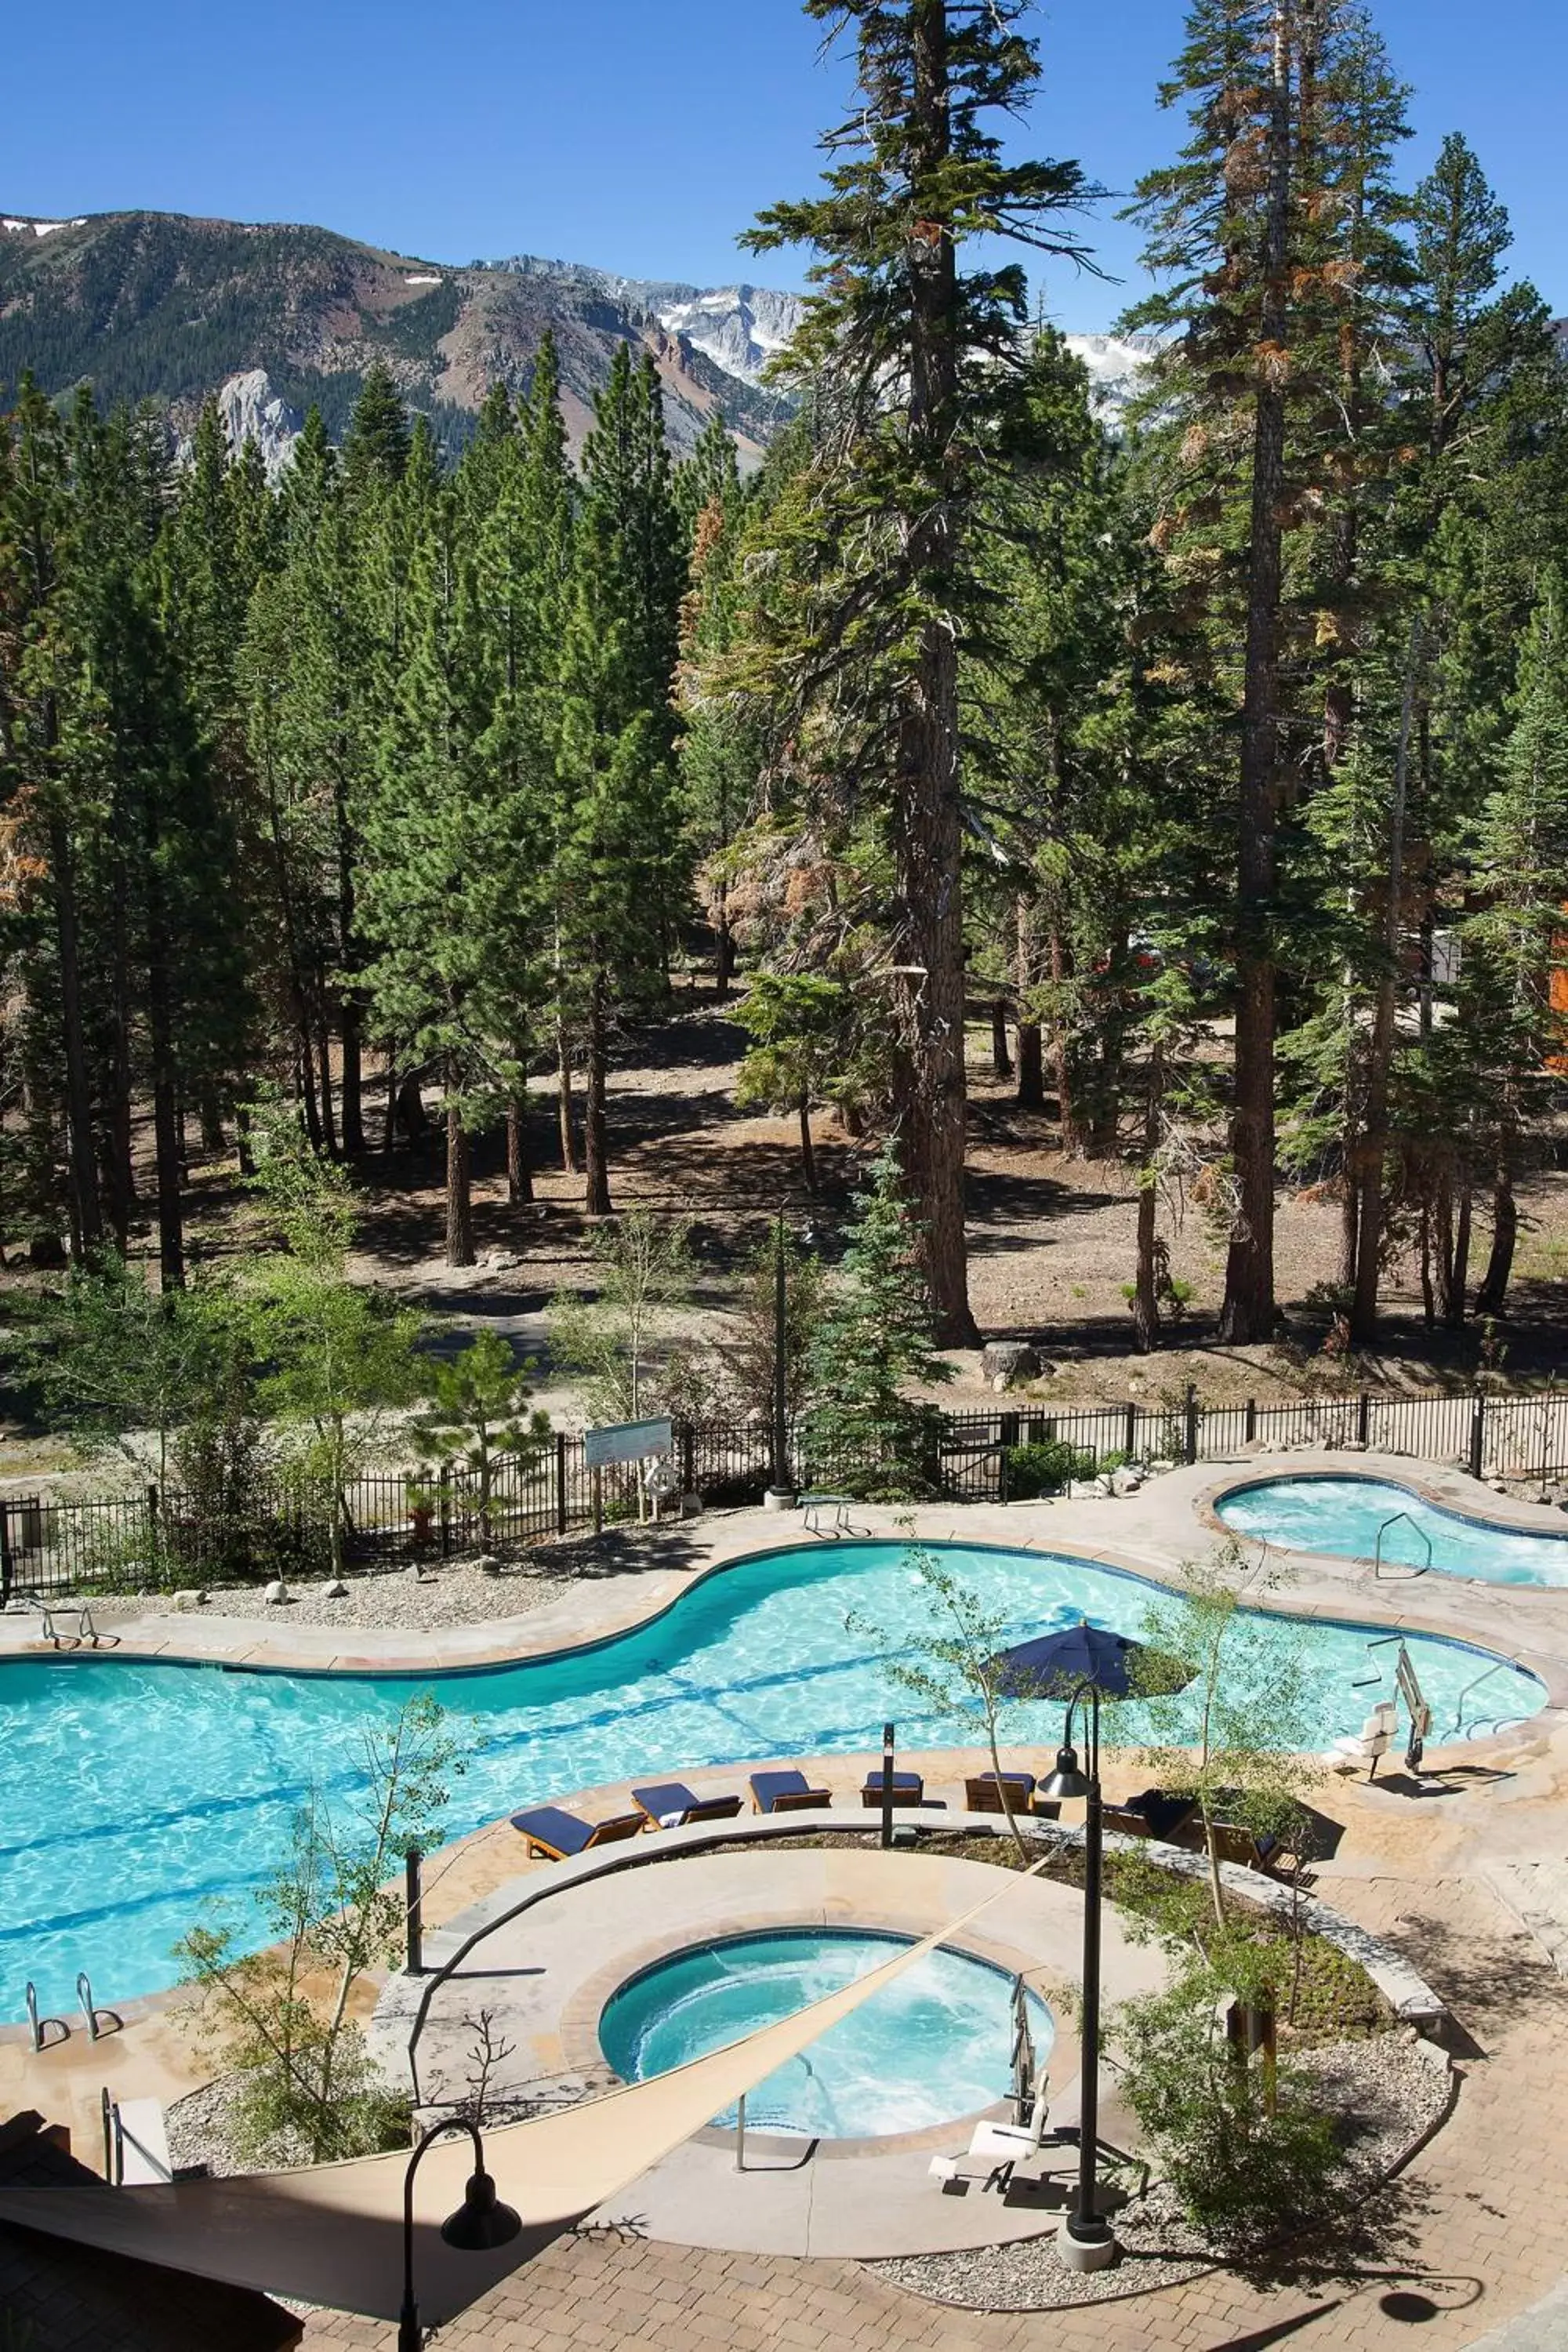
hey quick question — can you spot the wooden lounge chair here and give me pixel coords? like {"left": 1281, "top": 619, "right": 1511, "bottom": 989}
{"left": 750, "top": 1769, "right": 832, "bottom": 1814}
{"left": 1102, "top": 1803, "right": 1156, "bottom": 1838}
{"left": 860, "top": 1770, "right": 929, "bottom": 1809}
{"left": 1208, "top": 1820, "right": 1299, "bottom": 1876}
{"left": 510, "top": 1805, "right": 648, "bottom": 1860}
{"left": 1125, "top": 1787, "right": 1200, "bottom": 1841}
{"left": 965, "top": 1771, "right": 1035, "bottom": 1814}
{"left": 630, "top": 1782, "right": 743, "bottom": 1828}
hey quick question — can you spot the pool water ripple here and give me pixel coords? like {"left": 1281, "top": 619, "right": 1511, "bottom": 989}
{"left": 0, "top": 1538, "right": 1547, "bottom": 2022}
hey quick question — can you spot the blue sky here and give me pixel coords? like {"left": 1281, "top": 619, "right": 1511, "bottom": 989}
{"left": 9, "top": 0, "right": 1564, "bottom": 334}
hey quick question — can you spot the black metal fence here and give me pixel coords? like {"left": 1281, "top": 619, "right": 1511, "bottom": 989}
{"left": 2, "top": 1385, "right": 1563, "bottom": 1602}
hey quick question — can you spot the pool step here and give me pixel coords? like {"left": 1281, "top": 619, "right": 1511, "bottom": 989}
{"left": 1479, "top": 1860, "right": 1568, "bottom": 1975}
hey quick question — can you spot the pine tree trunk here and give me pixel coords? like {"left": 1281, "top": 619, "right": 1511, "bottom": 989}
{"left": 445, "top": 1088, "right": 475, "bottom": 1269}
{"left": 44, "top": 810, "right": 103, "bottom": 1258}
{"left": 199, "top": 1091, "right": 226, "bottom": 1156}
{"left": 1417, "top": 1197, "right": 1435, "bottom": 1326}
{"left": 1443, "top": 1177, "right": 1473, "bottom": 1329}
{"left": 556, "top": 1022, "right": 579, "bottom": 1174}
{"left": 142, "top": 797, "right": 185, "bottom": 1291}
{"left": 1474, "top": 1160, "right": 1517, "bottom": 1317}
{"left": 397, "top": 1072, "right": 429, "bottom": 1144}
{"left": 1014, "top": 899, "right": 1044, "bottom": 1110}
{"left": 714, "top": 885, "right": 735, "bottom": 1000}
{"left": 1350, "top": 624, "right": 1419, "bottom": 1345}
{"left": 317, "top": 1006, "right": 339, "bottom": 1159}
{"left": 1219, "top": 3, "right": 1292, "bottom": 1345}
{"left": 583, "top": 973, "right": 612, "bottom": 1216}
{"left": 1132, "top": 1048, "right": 1163, "bottom": 1354}
{"left": 798, "top": 1092, "right": 818, "bottom": 1194}
{"left": 340, "top": 1004, "right": 366, "bottom": 1156}
{"left": 1049, "top": 923, "right": 1083, "bottom": 1151}
{"left": 334, "top": 773, "right": 365, "bottom": 1155}
{"left": 1338, "top": 1171, "right": 1359, "bottom": 1296}
{"left": 990, "top": 1002, "right": 1012, "bottom": 1079}
{"left": 107, "top": 848, "right": 136, "bottom": 1245}
{"left": 883, "top": 2, "right": 976, "bottom": 1351}
{"left": 506, "top": 1096, "right": 534, "bottom": 1206}
{"left": 382, "top": 1060, "right": 399, "bottom": 1158}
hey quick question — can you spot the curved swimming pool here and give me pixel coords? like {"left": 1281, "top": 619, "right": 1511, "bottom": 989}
{"left": 0, "top": 1539, "right": 1546, "bottom": 2021}
{"left": 1218, "top": 1475, "right": 1568, "bottom": 1588}
{"left": 597, "top": 1928, "right": 1054, "bottom": 2139}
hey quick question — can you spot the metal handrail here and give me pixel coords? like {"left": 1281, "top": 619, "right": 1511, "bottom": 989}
{"left": 25, "top": 1979, "right": 67, "bottom": 2053}
{"left": 77, "top": 1969, "right": 121, "bottom": 2042}
{"left": 1352, "top": 1632, "right": 1406, "bottom": 1688}
{"left": 1450, "top": 1659, "right": 1508, "bottom": 1737}
{"left": 1374, "top": 1511, "right": 1432, "bottom": 1580}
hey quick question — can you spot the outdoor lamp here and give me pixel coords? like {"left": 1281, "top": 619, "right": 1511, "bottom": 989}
{"left": 1040, "top": 1744, "right": 1090, "bottom": 1804}
{"left": 398, "top": 2117, "right": 522, "bottom": 2352}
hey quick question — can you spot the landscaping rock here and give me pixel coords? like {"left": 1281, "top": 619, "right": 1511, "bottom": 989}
{"left": 980, "top": 1339, "right": 1042, "bottom": 1388}
{"left": 1066, "top": 1479, "right": 1105, "bottom": 1501}
{"left": 1110, "top": 1465, "right": 1144, "bottom": 1495}
{"left": 172, "top": 1588, "right": 207, "bottom": 1610}
{"left": 263, "top": 1579, "right": 289, "bottom": 1606}
{"left": 473, "top": 1555, "right": 503, "bottom": 1577}
{"left": 321, "top": 1578, "right": 350, "bottom": 1599}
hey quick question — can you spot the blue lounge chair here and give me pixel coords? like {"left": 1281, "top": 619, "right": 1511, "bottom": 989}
{"left": 750, "top": 1769, "right": 832, "bottom": 1814}
{"left": 510, "top": 1805, "right": 647, "bottom": 1860}
{"left": 630, "top": 1782, "right": 743, "bottom": 1828}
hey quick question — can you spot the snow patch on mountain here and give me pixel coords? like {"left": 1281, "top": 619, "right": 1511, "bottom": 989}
{"left": 1063, "top": 333, "right": 1160, "bottom": 419}
{"left": 3, "top": 216, "right": 86, "bottom": 238}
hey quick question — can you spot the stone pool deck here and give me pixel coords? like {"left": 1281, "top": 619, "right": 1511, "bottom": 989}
{"left": 9, "top": 1456, "right": 1568, "bottom": 2344}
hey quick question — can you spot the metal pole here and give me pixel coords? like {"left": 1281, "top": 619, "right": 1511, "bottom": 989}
{"left": 405, "top": 1846, "right": 424, "bottom": 1976}
{"left": 771, "top": 1214, "right": 791, "bottom": 1497}
{"left": 1469, "top": 1393, "right": 1486, "bottom": 1481}
{"left": 1069, "top": 1686, "right": 1112, "bottom": 2256}
{"left": 735, "top": 2091, "right": 747, "bottom": 2172}
{"left": 880, "top": 1720, "right": 895, "bottom": 1850}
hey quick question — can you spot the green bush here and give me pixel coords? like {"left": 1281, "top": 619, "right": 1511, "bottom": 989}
{"left": 1003, "top": 1439, "right": 1097, "bottom": 1497}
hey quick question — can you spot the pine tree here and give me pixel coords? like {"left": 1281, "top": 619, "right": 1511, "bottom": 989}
{"left": 742, "top": 0, "right": 1095, "bottom": 1347}
{"left": 804, "top": 1140, "right": 953, "bottom": 1496}
{"left": 555, "top": 344, "right": 684, "bottom": 1214}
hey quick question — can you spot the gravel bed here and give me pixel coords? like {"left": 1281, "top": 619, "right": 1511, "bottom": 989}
{"left": 164, "top": 2076, "right": 314, "bottom": 2179}
{"left": 87, "top": 1555, "right": 577, "bottom": 1632}
{"left": 867, "top": 2031, "right": 1451, "bottom": 2312}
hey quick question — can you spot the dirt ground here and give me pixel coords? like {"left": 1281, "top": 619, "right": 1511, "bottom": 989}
{"left": 277, "top": 988, "right": 1568, "bottom": 1414}
{"left": 2, "top": 982, "right": 1563, "bottom": 1482}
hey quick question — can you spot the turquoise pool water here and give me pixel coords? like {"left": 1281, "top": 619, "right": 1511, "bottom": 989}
{"left": 0, "top": 1540, "right": 1546, "bottom": 2023}
{"left": 597, "top": 1928, "right": 1054, "bottom": 2138}
{"left": 1218, "top": 1476, "right": 1568, "bottom": 1588}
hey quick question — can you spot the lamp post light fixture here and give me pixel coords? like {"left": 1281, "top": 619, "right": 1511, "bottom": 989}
{"left": 397, "top": 2116, "right": 523, "bottom": 2352}
{"left": 1038, "top": 1679, "right": 1119, "bottom": 2274}
{"left": 764, "top": 1211, "right": 798, "bottom": 1510}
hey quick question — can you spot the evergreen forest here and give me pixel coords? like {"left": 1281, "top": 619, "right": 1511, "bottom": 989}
{"left": 2, "top": 0, "right": 1566, "bottom": 1385}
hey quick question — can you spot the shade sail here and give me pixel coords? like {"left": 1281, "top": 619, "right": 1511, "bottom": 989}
{"left": 0, "top": 1858, "right": 1047, "bottom": 2325}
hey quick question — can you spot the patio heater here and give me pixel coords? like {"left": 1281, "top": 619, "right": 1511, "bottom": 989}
{"left": 398, "top": 2117, "right": 521, "bottom": 2352}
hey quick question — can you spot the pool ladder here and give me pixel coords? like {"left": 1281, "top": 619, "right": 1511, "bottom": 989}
{"left": 1374, "top": 1511, "right": 1432, "bottom": 1580}
{"left": 23, "top": 1970, "right": 121, "bottom": 2053}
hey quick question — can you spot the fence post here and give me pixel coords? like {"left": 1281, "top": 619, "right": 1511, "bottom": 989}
{"left": 0, "top": 1504, "right": 10, "bottom": 1608}
{"left": 682, "top": 1421, "right": 696, "bottom": 1498}
{"left": 1244, "top": 1397, "right": 1257, "bottom": 1444}
{"left": 1357, "top": 1390, "right": 1370, "bottom": 1446}
{"left": 1184, "top": 1382, "right": 1199, "bottom": 1466}
{"left": 555, "top": 1433, "right": 568, "bottom": 1535}
{"left": 438, "top": 1465, "right": 451, "bottom": 1559}
{"left": 146, "top": 1484, "right": 161, "bottom": 1579}
{"left": 405, "top": 1846, "right": 424, "bottom": 1976}
{"left": 1123, "top": 1399, "right": 1138, "bottom": 1459}
{"left": 999, "top": 1411, "right": 1019, "bottom": 1503}
{"left": 1468, "top": 1394, "right": 1486, "bottom": 1481}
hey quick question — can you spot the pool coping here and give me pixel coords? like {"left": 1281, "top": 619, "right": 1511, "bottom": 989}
{"left": 3, "top": 1479, "right": 1564, "bottom": 1730}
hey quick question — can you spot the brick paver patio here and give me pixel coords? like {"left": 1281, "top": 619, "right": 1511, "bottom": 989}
{"left": 303, "top": 1870, "right": 1568, "bottom": 2352}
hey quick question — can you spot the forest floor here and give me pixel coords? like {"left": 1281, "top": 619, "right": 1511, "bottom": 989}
{"left": 2, "top": 981, "right": 1563, "bottom": 1485}
{"left": 218, "top": 985, "right": 1568, "bottom": 1415}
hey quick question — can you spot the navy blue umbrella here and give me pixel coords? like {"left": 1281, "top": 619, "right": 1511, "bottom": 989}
{"left": 995, "top": 1620, "right": 1188, "bottom": 1701}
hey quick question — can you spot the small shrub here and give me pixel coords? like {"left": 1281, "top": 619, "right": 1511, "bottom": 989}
{"left": 1004, "top": 1439, "right": 1096, "bottom": 1497}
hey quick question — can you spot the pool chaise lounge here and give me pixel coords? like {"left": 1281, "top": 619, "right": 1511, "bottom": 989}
{"left": 749, "top": 1769, "right": 833, "bottom": 1813}
{"left": 630, "top": 1782, "right": 744, "bottom": 1828}
{"left": 510, "top": 1805, "right": 648, "bottom": 1860}
{"left": 964, "top": 1770, "right": 1062, "bottom": 1820}
{"left": 859, "top": 1769, "right": 946, "bottom": 1810}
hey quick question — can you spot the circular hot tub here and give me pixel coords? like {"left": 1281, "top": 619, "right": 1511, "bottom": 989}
{"left": 597, "top": 1926, "right": 1054, "bottom": 2140}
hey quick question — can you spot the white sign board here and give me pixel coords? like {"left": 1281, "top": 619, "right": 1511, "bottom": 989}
{"left": 583, "top": 1417, "right": 674, "bottom": 1471}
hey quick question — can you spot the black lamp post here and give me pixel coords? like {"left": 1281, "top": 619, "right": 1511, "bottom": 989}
{"left": 1039, "top": 1679, "right": 1118, "bottom": 2273}
{"left": 397, "top": 2116, "right": 523, "bottom": 2352}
